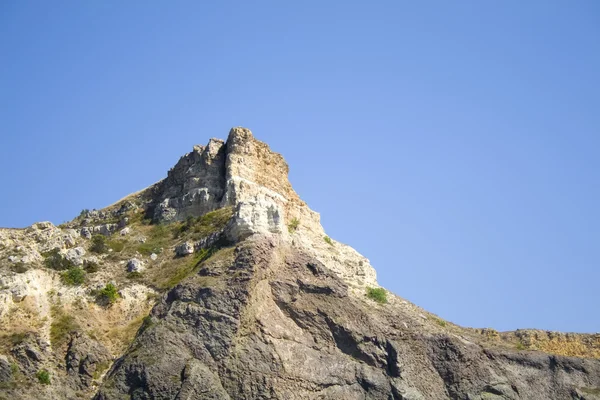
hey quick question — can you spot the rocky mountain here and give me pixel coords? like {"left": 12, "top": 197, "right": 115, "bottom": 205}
{"left": 1, "top": 127, "right": 599, "bottom": 400}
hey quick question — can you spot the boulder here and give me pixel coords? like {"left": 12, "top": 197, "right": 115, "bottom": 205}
{"left": 80, "top": 227, "right": 92, "bottom": 239}
{"left": 175, "top": 242, "right": 194, "bottom": 257}
{"left": 65, "top": 247, "right": 86, "bottom": 266}
{"left": 127, "top": 258, "right": 144, "bottom": 273}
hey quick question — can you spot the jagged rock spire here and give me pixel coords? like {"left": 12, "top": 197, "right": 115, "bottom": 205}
{"left": 153, "top": 127, "right": 378, "bottom": 287}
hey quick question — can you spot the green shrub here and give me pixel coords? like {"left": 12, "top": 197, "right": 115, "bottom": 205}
{"left": 43, "top": 248, "right": 73, "bottom": 271}
{"left": 42, "top": 248, "right": 73, "bottom": 271}
{"left": 127, "top": 271, "right": 143, "bottom": 280}
{"left": 79, "top": 209, "right": 90, "bottom": 218}
{"left": 139, "top": 315, "right": 154, "bottom": 333}
{"left": 83, "top": 260, "right": 99, "bottom": 273}
{"left": 366, "top": 287, "right": 387, "bottom": 304}
{"left": 9, "top": 332, "right": 27, "bottom": 346}
{"left": 92, "top": 361, "right": 110, "bottom": 380}
{"left": 108, "top": 240, "right": 125, "bottom": 252}
{"left": 435, "top": 318, "right": 447, "bottom": 327}
{"left": 137, "top": 243, "right": 163, "bottom": 256}
{"left": 161, "top": 246, "right": 217, "bottom": 289}
{"left": 50, "top": 311, "right": 79, "bottom": 346}
{"left": 90, "top": 235, "right": 108, "bottom": 254}
{"left": 288, "top": 218, "right": 300, "bottom": 233}
{"left": 36, "top": 369, "right": 50, "bottom": 385}
{"left": 62, "top": 267, "right": 86, "bottom": 286}
{"left": 324, "top": 236, "right": 333, "bottom": 246}
{"left": 150, "top": 224, "right": 169, "bottom": 239}
{"left": 174, "top": 208, "right": 234, "bottom": 239}
{"left": 98, "top": 283, "right": 119, "bottom": 304}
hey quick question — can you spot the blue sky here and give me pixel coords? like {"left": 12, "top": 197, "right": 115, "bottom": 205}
{"left": 1, "top": 1, "right": 599, "bottom": 333}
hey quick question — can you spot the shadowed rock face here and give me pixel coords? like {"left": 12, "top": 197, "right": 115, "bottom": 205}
{"left": 95, "top": 237, "right": 600, "bottom": 400}
{"left": 2, "top": 127, "right": 600, "bottom": 400}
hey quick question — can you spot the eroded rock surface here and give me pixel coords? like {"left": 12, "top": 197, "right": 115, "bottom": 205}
{"left": 96, "top": 238, "right": 600, "bottom": 400}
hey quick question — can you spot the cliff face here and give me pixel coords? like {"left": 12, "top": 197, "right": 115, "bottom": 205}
{"left": 1, "top": 128, "right": 599, "bottom": 400}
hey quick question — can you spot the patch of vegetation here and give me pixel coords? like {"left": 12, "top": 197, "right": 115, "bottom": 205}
{"left": 10, "top": 262, "right": 28, "bottom": 273}
{"left": 8, "top": 332, "right": 28, "bottom": 346}
{"left": 43, "top": 248, "right": 73, "bottom": 271}
{"left": 83, "top": 260, "right": 99, "bottom": 273}
{"left": 137, "top": 243, "right": 163, "bottom": 256}
{"left": 162, "top": 247, "right": 216, "bottom": 289}
{"left": 434, "top": 318, "right": 447, "bottom": 327}
{"left": 136, "top": 224, "right": 170, "bottom": 255}
{"left": 139, "top": 315, "right": 154, "bottom": 334}
{"left": 97, "top": 283, "right": 119, "bottom": 305}
{"left": 36, "top": 369, "right": 50, "bottom": 385}
{"left": 127, "top": 271, "right": 143, "bottom": 280}
{"left": 481, "top": 328, "right": 499, "bottom": 340}
{"left": 174, "top": 207, "right": 234, "bottom": 240}
{"left": 324, "top": 236, "right": 333, "bottom": 246}
{"left": 107, "top": 239, "right": 125, "bottom": 253}
{"left": 126, "top": 210, "right": 146, "bottom": 225}
{"left": 580, "top": 387, "right": 600, "bottom": 396}
{"left": 366, "top": 287, "right": 388, "bottom": 304}
{"left": 288, "top": 218, "right": 300, "bottom": 233}
{"left": 516, "top": 340, "right": 528, "bottom": 351}
{"left": 50, "top": 309, "right": 79, "bottom": 346}
{"left": 62, "top": 267, "right": 86, "bottom": 286}
{"left": 79, "top": 209, "right": 90, "bottom": 218}
{"left": 150, "top": 246, "right": 223, "bottom": 290}
{"left": 150, "top": 224, "right": 169, "bottom": 238}
{"left": 92, "top": 361, "right": 110, "bottom": 380}
{"left": 90, "top": 235, "right": 109, "bottom": 253}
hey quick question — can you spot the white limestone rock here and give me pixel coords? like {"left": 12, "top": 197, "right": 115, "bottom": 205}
{"left": 175, "top": 242, "right": 194, "bottom": 257}
{"left": 65, "top": 247, "right": 86, "bottom": 266}
{"left": 127, "top": 258, "right": 144, "bottom": 273}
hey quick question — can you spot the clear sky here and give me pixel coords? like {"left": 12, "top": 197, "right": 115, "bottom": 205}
{"left": 1, "top": 1, "right": 599, "bottom": 333}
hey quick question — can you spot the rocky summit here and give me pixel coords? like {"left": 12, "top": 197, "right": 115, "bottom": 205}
{"left": 1, "top": 128, "right": 599, "bottom": 400}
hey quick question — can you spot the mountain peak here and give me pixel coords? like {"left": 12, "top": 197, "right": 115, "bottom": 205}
{"left": 149, "top": 127, "right": 377, "bottom": 287}
{"left": 1, "top": 128, "right": 599, "bottom": 400}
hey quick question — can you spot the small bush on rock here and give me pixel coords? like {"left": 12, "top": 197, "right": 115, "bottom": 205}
{"left": 108, "top": 240, "right": 125, "bottom": 252}
{"left": 83, "top": 260, "right": 99, "bottom": 273}
{"left": 127, "top": 271, "right": 143, "bottom": 280}
{"left": 435, "top": 318, "right": 447, "bottom": 327}
{"left": 62, "top": 267, "right": 86, "bottom": 286}
{"left": 288, "top": 218, "right": 300, "bottom": 233}
{"left": 9, "top": 332, "right": 27, "bottom": 346}
{"left": 366, "top": 287, "right": 387, "bottom": 304}
{"left": 36, "top": 369, "right": 50, "bottom": 385}
{"left": 98, "top": 283, "right": 119, "bottom": 304}
{"left": 90, "top": 235, "right": 109, "bottom": 254}
{"left": 324, "top": 236, "right": 333, "bottom": 246}
{"left": 43, "top": 248, "right": 73, "bottom": 271}
{"left": 50, "top": 310, "right": 79, "bottom": 346}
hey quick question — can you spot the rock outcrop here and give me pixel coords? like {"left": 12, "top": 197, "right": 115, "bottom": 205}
{"left": 151, "top": 127, "right": 377, "bottom": 288}
{"left": 1, "top": 127, "right": 599, "bottom": 400}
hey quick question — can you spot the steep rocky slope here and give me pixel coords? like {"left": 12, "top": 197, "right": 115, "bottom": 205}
{"left": 1, "top": 128, "right": 599, "bottom": 400}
